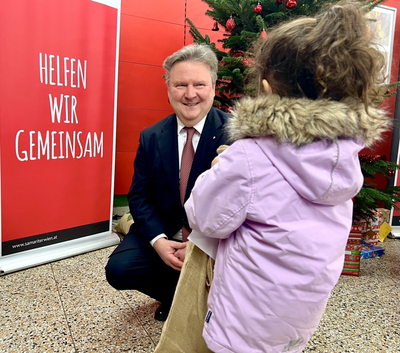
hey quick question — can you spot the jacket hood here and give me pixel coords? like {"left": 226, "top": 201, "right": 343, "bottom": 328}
{"left": 226, "top": 95, "right": 391, "bottom": 205}
{"left": 227, "top": 94, "right": 390, "bottom": 148}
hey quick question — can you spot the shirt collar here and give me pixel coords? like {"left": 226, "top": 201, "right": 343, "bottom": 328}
{"left": 177, "top": 115, "right": 207, "bottom": 135}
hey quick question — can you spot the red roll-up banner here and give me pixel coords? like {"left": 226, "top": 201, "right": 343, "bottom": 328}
{"left": 0, "top": 0, "right": 121, "bottom": 273}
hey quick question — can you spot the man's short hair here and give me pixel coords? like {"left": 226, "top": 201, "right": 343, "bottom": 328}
{"left": 163, "top": 44, "right": 218, "bottom": 85}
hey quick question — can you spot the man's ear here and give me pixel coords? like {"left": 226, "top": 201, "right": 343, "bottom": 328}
{"left": 262, "top": 79, "right": 273, "bottom": 95}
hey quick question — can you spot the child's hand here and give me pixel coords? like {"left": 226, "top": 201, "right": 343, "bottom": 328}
{"left": 211, "top": 156, "right": 219, "bottom": 167}
{"left": 217, "top": 144, "right": 229, "bottom": 154}
{"left": 212, "top": 145, "right": 229, "bottom": 167}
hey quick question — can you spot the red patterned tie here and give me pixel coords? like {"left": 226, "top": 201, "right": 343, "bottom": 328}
{"left": 180, "top": 127, "right": 195, "bottom": 241}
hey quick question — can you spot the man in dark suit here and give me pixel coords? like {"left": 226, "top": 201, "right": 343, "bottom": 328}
{"left": 105, "top": 44, "right": 230, "bottom": 321}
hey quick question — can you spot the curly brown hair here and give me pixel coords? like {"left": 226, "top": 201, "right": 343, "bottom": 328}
{"left": 254, "top": 0, "right": 386, "bottom": 107}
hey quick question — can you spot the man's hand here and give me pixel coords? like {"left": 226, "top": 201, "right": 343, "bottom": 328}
{"left": 153, "top": 238, "right": 186, "bottom": 271}
{"left": 174, "top": 243, "right": 187, "bottom": 263}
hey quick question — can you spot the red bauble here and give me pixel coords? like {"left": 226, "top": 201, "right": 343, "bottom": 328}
{"left": 286, "top": 0, "right": 297, "bottom": 9}
{"left": 243, "top": 57, "right": 255, "bottom": 67}
{"left": 276, "top": 0, "right": 284, "bottom": 4}
{"left": 260, "top": 29, "right": 267, "bottom": 40}
{"left": 231, "top": 50, "right": 244, "bottom": 58}
{"left": 254, "top": 2, "right": 263, "bottom": 13}
{"left": 226, "top": 16, "right": 236, "bottom": 32}
{"left": 388, "top": 170, "right": 395, "bottom": 177}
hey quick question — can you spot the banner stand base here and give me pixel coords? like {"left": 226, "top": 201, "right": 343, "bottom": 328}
{"left": 0, "top": 232, "right": 120, "bottom": 275}
{"left": 389, "top": 226, "right": 400, "bottom": 238}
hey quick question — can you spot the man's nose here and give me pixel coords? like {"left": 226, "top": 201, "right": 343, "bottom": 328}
{"left": 185, "top": 85, "right": 196, "bottom": 99}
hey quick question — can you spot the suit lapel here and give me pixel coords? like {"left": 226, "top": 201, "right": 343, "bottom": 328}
{"left": 157, "top": 115, "right": 180, "bottom": 204}
{"left": 157, "top": 109, "right": 226, "bottom": 204}
{"left": 185, "top": 108, "right": 225, "bottom": 201}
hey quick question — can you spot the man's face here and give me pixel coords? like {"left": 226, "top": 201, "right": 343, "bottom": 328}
{"left": 167, "top": 61, "right": 216, "bottom": 127}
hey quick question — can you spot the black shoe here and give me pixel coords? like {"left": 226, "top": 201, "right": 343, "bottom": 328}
{"left": 154, "top": 303, "right": 170, "bottom": 321}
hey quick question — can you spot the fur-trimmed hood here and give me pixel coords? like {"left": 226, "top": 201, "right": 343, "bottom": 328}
{"left": 226, "top": 95, "right": 391, "bottom": 148}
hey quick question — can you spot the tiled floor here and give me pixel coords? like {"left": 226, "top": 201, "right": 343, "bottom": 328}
{"left": 1, "top": 232, "right": 399, "bottom": 352}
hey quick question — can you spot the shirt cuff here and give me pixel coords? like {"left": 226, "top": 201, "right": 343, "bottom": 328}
{"left": 150, "top": 234, "right": 168, "bottom": 247}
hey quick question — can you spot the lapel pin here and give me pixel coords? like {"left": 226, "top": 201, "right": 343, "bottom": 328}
{"left": 213, "top": 136, "right": 216, "bottom": 139}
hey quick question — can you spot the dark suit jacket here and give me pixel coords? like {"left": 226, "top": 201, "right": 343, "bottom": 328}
{"left": 114, "top": 107, "right": 230, "bottom": 253}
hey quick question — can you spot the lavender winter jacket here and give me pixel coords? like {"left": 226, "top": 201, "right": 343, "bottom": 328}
{"left": 185, "top": 95, "right": 390, "bottom": 353}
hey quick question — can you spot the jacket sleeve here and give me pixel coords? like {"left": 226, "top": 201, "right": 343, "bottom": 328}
{"left": 128, "top": 131, "right": 169, "bottom": 242}
{"left": 184, "top": 141, "right": 251, "bottom": 239}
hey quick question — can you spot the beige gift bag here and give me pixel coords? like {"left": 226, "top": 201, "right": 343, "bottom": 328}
{"left": 154, "top": 241, "right": 214, "bottom": 353}
{"left": 114, "top": 213, "right": 134, "bottom": 235}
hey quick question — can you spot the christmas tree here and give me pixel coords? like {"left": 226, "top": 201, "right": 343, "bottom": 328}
{"left": 354, "top": 156, "right": 400, "bottom": 221}
{"left": 187, "top": 0, "right": 389, "bottom": 110}
{"left": 187, "top": 0, "right": 400, "bottom": 222}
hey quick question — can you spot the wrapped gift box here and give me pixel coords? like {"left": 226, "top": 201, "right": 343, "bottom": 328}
{"left": 363, "top": 210, "right": 386, "bottom": 246}
{"left": 348, "top": 222, "right": 366, "bottom": 244}
{"left": 363, "top": 229, "right": 379, "bottom": 246}
{"left": 360, "top": 243, "right": 385, "bottom": 259}
{"left": 342, "top": 243, "right": 361, "bottom": 276}
{"left": 376, "top": 208, "right": 390, "bottom": 224}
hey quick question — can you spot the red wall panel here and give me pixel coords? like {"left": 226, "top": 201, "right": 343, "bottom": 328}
{"left": 120, "top": 14, "right": 185, "bottom": 65}
{"left": 186, "top": 0, "right": 217, "bottom": 30}
{"left": 116, "top": 108, "right": 171, "bottom": 152}
{"left": 115, "top": 151, "right": 136, "bottom": 194}
{"left": 122, "top": 0, "right": 186, "bottom": 22}
{"left": 117, "top": 62, "right": 170, "bottom": 110}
